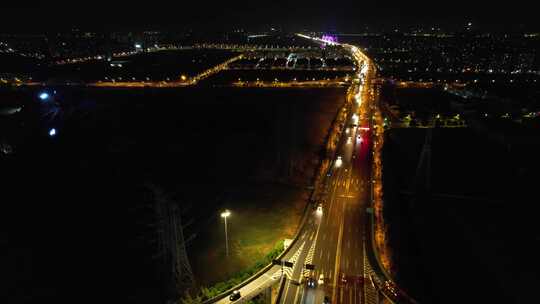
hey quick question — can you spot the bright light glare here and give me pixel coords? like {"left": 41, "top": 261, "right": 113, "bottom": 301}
{"left": 316, "top": 205, "right": 323, "bottom": 215}
{"left": 335, "top": 156, "right": 343, "bottom": 168}
{"left": 352, "top": 114, "right": 359, "bottom": 124}
{"left": 355, "top": 93, "right": 362, "bottom": 105}
{"left": 39, "top": 92, "right": 50, "bottom": 100}
{"left": 48, "top": 128, "right": 56, "bottom": 137}
{"left": 221, "top": 210, "right": 231, "bottom": 218}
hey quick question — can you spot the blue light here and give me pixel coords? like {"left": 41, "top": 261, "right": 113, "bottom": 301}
{"left": 39, "top": 92, "right": 50, "bottom": 100}
{"left": 49, "top": 128, "right": 56, "bottom": 137}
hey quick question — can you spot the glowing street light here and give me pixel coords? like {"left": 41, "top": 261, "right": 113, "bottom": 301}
{"left": 221, "top": 210, "right": 231, "bottom": 257}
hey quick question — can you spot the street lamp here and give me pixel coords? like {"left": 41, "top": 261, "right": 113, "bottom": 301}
{"left": 221, "top": 210, "right": 231, "bottom": 257}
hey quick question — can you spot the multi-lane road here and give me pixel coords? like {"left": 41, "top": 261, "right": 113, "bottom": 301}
{"left": 211, "top": 38, "right": 385, "bottom": 304}
{"left": 276, "top": 44, "right": 379, "bottom": 304}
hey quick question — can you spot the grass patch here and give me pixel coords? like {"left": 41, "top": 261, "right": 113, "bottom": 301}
{"left": 182, "top": 241, "right": 284, "bottom": 303}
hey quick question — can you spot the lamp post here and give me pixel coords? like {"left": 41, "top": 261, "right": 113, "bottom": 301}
{"left": 220, "top": 210, "right": 231, "bottom": 257}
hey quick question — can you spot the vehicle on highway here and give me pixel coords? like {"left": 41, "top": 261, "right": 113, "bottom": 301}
{"left": 229, "top": 290, "right": 241, "bottom": 301}
{"left": 323, "top": 296, "right": 331, "bottom": 304}
{"left": 335, "top": 156, "right": 343, "bottom": 168}
{"left": 316, "top": 204, "right": 323, "bottom": 214}
{"left": 318, "top": 273, "right": 324, "bottom": 285}
{"left": 341, "top": 273, "right": 347, "bottom": 284}
{"left": 307, "top": 277, "right": 316, "bottom": 288}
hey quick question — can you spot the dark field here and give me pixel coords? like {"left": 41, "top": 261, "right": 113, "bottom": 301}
{"left": 1, "top": 86, "right": 345, "bottom": 302}
{"left": 40, "top": 49, "right": 238, "bottom": 82}
{"left": 382, "top": 127, "right": 540, "bottom": 303}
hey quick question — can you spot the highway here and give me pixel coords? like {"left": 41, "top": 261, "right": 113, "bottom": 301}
{"left": 277, "top": 44, "right": 378, "bottom": 304}
{"left": 208, "top": 36, "right": 393, "bottom": 304}
{"left": 296, "top": 57, "right": 376, "bottom": 303}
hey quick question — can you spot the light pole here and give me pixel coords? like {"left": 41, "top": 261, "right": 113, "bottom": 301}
{"left": 221, "top": 210, "right": 231, "bottom": 257}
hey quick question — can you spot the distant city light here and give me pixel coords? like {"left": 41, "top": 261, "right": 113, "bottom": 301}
{"left": 49, "top": 128, "right": 57, "bottom": 137}
{"left": 39, "top": 92, "right": 50, "bottom": 100}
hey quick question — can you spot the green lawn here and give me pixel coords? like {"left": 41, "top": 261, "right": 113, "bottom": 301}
{"left": 191, "top": 183, "right": 307, "bottom": 286}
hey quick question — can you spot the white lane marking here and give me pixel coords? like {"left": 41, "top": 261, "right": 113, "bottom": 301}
{"left": 298, "top": 283, "right": 307, "bottom": 304}
{"left": 281, "top": 241, "right": 306, "bottom": 301}
{"left": 293, "top": 282, "right": 302, "bottom": 304}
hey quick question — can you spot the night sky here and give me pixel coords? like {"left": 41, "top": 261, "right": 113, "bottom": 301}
{"left": 1, "top": 1, "right": 538, "bottom": 32}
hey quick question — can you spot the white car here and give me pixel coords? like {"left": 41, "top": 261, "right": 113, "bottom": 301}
{"left": 318, "top": 273, "right": 324, "bottom": 285}
{"left": 316, "top": 204, "right": 323, "bottom": 214}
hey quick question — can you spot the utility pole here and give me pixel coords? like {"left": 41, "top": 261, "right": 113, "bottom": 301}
{"left": 148, "top": 184, "right": 195, "bottom": 299}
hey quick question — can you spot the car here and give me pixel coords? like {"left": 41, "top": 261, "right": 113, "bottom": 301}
{"left": 341, "top": 273, "right": 347, "bottom": 283}
{"left": 229, "top": 290, "right": 241, "bottom": 301}
{"left": 316, "top": 204, "right": 323, "bottom": 214}
{"left": 323, "top": 296, "right": 331, "bottom": 304}
{"left": 306, "top": 277, "right": 316, "bottom": 288}
{"left": 335, "top": 156, "right": 343, "bottom": 168}
{"left": 318, "top": 273, "right": 324, "bottom": 285}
